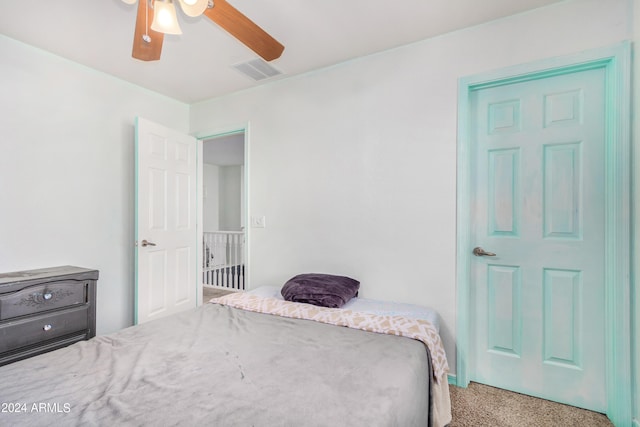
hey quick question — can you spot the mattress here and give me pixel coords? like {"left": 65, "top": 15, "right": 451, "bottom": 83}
{"left": 0, "top": 298, "right": 446, "bottom": 426}
{"left": 246, "top": 285, "right": 441, "bottom": 332}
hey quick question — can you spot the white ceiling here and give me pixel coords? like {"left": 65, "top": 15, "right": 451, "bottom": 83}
{"left": 0, "top": 0, "right": 565, "bottom": 104}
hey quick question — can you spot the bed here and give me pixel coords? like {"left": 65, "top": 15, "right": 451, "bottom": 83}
{"left": 0, "top": 286, "right": 451, "bottom": 427}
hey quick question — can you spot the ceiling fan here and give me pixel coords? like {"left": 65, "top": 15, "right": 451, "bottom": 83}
{"left": 122, "top": 0, "right": 284, "bottom": 62}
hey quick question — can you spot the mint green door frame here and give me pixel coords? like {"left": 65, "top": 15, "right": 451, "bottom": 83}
{"left": 456, "top": 42, "right": 632, "bottom": 426}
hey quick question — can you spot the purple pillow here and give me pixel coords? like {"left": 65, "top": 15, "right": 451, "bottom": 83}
{"left": 281, "top": 273, "right": 360, "bottom": 308}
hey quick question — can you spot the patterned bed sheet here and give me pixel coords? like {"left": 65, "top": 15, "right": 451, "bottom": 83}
{"left": 245, "top": 285, "right": 441, "bottom": 332}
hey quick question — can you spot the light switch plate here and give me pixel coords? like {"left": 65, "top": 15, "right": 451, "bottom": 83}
{"left": 251, "top": 216, "right": 266, "bottom": 228}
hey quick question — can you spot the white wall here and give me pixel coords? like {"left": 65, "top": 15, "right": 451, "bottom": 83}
{"left": 219, "top": 166, "right": 243, "bottom": 231}
{"left": 190, "top": 0, "right": 633, "bottom": 372}
{"left": 203, "top": 163, "right": 220, "bottom": 232}
{"left": 0, "top": 35, "right": 190, "bottom": 335}
{"left": 202, "top": 133, "right": 244, "bottom": 165}
{"left": 203, "top": 164, "right": 243, "bottom": 232}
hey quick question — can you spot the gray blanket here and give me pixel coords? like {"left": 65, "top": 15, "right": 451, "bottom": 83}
{"left": 0, "top": 303, "right": 431, "bottom": 426}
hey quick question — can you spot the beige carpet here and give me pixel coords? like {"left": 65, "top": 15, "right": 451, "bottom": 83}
{"left": 203, "top": 286, "right": 235, "bottom": 300}
{"left": 449, "top": 382, "right": 612, "bottom": 427}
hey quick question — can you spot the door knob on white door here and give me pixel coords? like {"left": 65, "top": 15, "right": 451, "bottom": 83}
{"left": 473, "top": 247, "right": 496, "bottom": 257}
{"left": 141, "top": 240, "right": 156, "bottom": 247}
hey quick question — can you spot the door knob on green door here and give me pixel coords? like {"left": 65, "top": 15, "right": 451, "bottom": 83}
{"left": 473, "top": 247, "right": 496, "bottom": 257}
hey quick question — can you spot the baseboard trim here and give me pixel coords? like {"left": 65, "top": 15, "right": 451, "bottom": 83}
{"left": 448, "top": 374, "right": 457, "bottom": 385}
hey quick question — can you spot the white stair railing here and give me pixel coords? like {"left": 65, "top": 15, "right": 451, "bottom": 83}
{"left": 203, "top": 231, "right": 245, "bottom": 290}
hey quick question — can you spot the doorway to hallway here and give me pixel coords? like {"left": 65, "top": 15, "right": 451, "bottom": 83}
{"left": 202, "top": 132, "right": 246, "bottom": 291}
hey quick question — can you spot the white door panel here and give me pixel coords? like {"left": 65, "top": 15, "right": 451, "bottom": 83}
{"left": 135, "top": 117, "right": 198, "bottom": 324}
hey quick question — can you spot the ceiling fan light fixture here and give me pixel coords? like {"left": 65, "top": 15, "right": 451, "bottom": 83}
{"left": 177, "top": 0, "right": 208, "bottom": 17}
{"left": 151, "top": 0, "right": 183, "bottom": 35}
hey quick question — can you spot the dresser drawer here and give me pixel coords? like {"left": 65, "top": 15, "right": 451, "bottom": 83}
{"left": 0, "top": 306, "right": 89, "bottom": 353}
{"left": 0, "top": 280, "right": 87, "bottom": 320}
{"left": 0, "top": 266, "right": 97, "bottom": 366}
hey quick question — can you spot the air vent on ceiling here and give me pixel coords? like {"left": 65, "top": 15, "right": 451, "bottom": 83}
{"left": 232, "top": 58, "right": 283, "bottom": 81}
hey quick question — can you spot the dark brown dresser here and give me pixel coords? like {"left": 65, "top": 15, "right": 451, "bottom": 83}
{"left": 0, "top": 266, "right": 98, "bottom": 366}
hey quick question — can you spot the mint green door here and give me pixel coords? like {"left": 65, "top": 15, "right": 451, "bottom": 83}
{"left": 469, "top": 67, "right": 606, "bottom": 412}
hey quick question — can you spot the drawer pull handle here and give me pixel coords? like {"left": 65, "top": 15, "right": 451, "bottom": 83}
{"left": 43, "top": 324, "right": 52, "bottom": 332}
{"left": 43, "top": 292, "right": 53, "bottom": 300}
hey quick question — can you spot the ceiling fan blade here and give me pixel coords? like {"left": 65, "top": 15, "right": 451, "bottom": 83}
{"left": 132, "top": 0, "right": 165, "bottom": 61}
{"left": 203, "top": 0, "right": 284, "bottom": 61}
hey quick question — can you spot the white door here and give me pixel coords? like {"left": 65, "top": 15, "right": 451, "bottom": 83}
{"left": 135, "top": 117, "right": 198, "bottom": 324}
{"left": 469, "top": 68, "right": 606, "bottom": 411}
